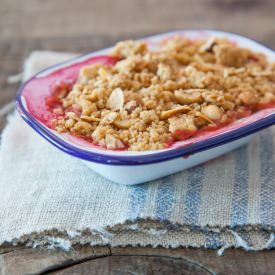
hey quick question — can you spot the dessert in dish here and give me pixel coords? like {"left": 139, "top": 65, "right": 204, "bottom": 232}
{"left": 47, "top": 37, "right": 275, "bottom": 151}
{"left": 16, "top": 30, "right": 275, "bottom": 184}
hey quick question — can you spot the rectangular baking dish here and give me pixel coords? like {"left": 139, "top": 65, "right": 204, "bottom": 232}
{"left": 16, "top": 30, "right": 275, "bottom": 185}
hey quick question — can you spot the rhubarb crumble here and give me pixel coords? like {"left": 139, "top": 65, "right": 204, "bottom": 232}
{"left": 50, "top": 36, "right": 275, "bottom": 151}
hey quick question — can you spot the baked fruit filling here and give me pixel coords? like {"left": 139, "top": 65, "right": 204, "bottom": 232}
{"left": 50, "top": 36, "right": 275, "bottom": 151}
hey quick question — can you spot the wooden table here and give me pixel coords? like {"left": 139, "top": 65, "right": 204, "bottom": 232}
{"left": 1, "top": 0, "right": 275, "bottom": 274}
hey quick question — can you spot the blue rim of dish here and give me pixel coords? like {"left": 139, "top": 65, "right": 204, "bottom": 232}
{"left": 16, "top": 29, "right": 275, "bottom": 166}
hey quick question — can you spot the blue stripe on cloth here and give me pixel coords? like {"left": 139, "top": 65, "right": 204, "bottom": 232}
{"left": 259, "top": 129, "right": 275, "bottom": 227}
{"left": 231, "top": 146, "right": 249, "bottom": 226}
{"left": 127, "top": 184, "right": 149, "bottom": 221}
{"left": 155, "top": 175, "right": 176, "bottom": 221}
{"left": 182, "top": 165, "right": 205, "bottom": 225}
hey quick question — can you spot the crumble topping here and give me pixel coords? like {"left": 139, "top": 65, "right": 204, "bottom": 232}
{"left": 51, "top": 36, "right": 275, "bottom": 151}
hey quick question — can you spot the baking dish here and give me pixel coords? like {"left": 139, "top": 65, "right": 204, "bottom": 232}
{"left": 16, "top": 30, "right": 275, "bottom": 185}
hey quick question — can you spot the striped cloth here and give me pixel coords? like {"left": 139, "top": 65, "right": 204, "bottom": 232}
{"left": 0, "top": 51, "right": 274, "bottom": 252}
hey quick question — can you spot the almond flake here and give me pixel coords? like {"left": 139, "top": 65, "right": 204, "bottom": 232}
{"left": 105, "top": 134, "right": 125, "bottom": 149}
{"left": 81, "top": 115, "right": 100, "bottom": 122}
{"left": 199, "top": 37, "right": 216, "bottom": 53}
{"left": 160, "top": 106, "right": 192, "bottom": 120}
{"left": 175, "top": 89, "right": 204, "bottom": 105}
{"left": 100, "top": 112, "right": 118, "bottom": 125}
{"left": 106, "top": 88, "right": 124, "bottom": 110}
{"left": 114, "top": 119, "right": 136, "bottom": 129}
{"left": 201, "top": 105, "right": 224, "bottom": 121}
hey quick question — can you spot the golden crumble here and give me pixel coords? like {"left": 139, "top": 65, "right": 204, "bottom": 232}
{"left": 51, "top": 36, "right": 275, "bottom": 151}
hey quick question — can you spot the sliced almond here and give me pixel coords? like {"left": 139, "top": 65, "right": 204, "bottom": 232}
{"left": 92, "top": 126, "right": 107, "bottom": 142}
{"left": 195, "top": 111, "right": 214, "bottom": 124}
{"left": 81, "top": 115, "right": 100, "bottom": 122}
{"left": 175, "top": 89, "right": 204, "bottom": 105}
{"left": 79, "top": 98, "right": 96, "bottom": 116}
{"left": 199, "top": 37, "right": 216, "bottom": 53}
{"left": 105, "top": 134, "right": 125, "bottom": 149}
{"left": 160, "top": 106, "right": 192, "bottom": 120}
{"left": 114, "top": 119, "right": 136, "bottom": 129}
{"left": 201, "top": 105, "right": 224, "bottom": 121}
{"left": 124, "top": 100, "right": 138, "bottom": 112}
{"left": 100, "top": 112, "right": 119, "bottom": 125}
{"left": 65, "top": 118, "right": 75, "bottom": 129}
{"left": 106, "top": 88, "right": 124, "bottom": 110}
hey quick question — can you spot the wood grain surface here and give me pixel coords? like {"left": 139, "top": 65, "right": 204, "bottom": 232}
{"left": 0, "top": 0, "right": 275, "bottom": 274}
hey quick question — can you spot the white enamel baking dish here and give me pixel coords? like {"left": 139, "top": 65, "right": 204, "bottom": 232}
{"left": 16, "top": 30, "right": 275, "bottom": 185}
